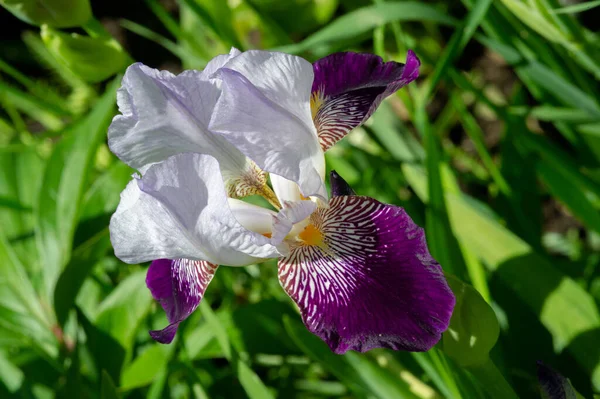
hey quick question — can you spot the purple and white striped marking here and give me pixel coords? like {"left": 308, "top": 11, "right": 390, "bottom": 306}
{"left": 311, "top": 51, "right": 420, "bottom": 151}
{"left": 279, "top": 195, "right": 454, "bottom": 354}
{"left": 146, "top": 258, "right": 218, "bottom": 344}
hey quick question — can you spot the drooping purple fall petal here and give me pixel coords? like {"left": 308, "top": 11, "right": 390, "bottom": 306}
{"left": 147, "top": 258, "right": 218, "bottom": 344}
{"left": 278, "top": 195, "right": 454, "bottom": 354}
{"left": 311, "top": 51, "right": 420, "bottom": 151}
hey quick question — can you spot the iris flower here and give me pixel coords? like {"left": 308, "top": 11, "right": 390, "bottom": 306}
{"left": 108, "top": 48, "right": 455, "bottom": 353}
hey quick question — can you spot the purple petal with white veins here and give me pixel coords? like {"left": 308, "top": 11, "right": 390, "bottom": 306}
{"left": 311, "top": 51, "right": 420, "bottom": 151}
{"left": 278, "top": 195, "right": 454, "bottom": 353}
{"left": 147, "top": 258, "right": 218, "bottom": 344}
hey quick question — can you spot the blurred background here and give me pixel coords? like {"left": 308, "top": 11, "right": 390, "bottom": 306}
{"left": 1, "top": 0, "right": 599, "bottom": 397}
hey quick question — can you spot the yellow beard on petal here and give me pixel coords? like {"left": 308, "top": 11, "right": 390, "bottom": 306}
{"left": 298, "top": 223, "right": 324, "bottom": 247}
{"left": 224, "top": 160, "right": 281, "bottom": 209}
{"left": 310, "top": 90, "right": 325, "bottom": 121}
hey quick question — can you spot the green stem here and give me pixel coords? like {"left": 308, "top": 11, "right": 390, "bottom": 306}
{"left": 469, "top": 358, "right": 519, "bottom": 399}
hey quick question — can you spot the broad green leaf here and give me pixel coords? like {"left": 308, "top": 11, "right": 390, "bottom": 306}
{"left": 199, "top": 301, "right": 232, "bottom": 360}
{"left": 80, "top": 162, "right": 132, "bottom": 221}
{"left": 276, "top": 2, "right": 457, "bottom": 54}
{"left": 101, "top": 370, "right": 121, "bottom": 399}
{"left": 179, "top": 0, "right": 242, "bottom": 51}
{"left": 54, "top": 229, "right": 111, "bottom": 326}
{"left": 0, "top": 227, "right": 51, "bottom": 336}
{"left": 77, "top": 307, "right": 126, "bottom": 385}
{"left": 41, "top": 26, "right": 128, "bottom": 83}
{"left": 0, "top": 0, "right": 91, "bottom": 28}
{"left": 121, "top": 345, "right": 172, "bottom": 390}
{"left": 246, "top": 0, "right": 338, "bottom": 35}
{"left": 0, "top": 351, "right": 24, "bottom": 392}
{"left": 403, "top": 164, "right": 600, "bottom": 390}
{"left": 345, "top": 353, "right": 421, "bottom": 399}
{"left": 199, "top": 301, "right": 275, "bottom": 399}
{"left": 284, "top": 315, "right": 418, "bottom": 398}
{"left": 417, "top": 108, "right": 467, "bottom": 279}
{"left": 94, "top": 270, "right": 152, "bottom": 350}
{"left": 237, "top": 360, "right": 275, "bottom": 399}
{"left": 36, "top": 77, "right": 118, "bottom": 301}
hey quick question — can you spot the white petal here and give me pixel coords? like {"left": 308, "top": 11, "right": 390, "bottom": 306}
{"left": 209, "top": 51, "right": 327, "bottom": 200}
{"left": 201, "top": 47, "right": 242, "bottom": 76}
{"left": 271, "top": 200, "right": 316, "bottom": 246}
{"left": 110, "top": 153, "right": 280, "bottom": 266}
{"left": 221, "top": 51, "right": 314, "bottom": 126}
{"left": 271, "top": 174, "right": 303, "bottom": 204}
{"left": 228, "top": 198, "right": 275, "bottom": 234}
{"left": 108, "top": 59, "right": 246, "bottom": 175}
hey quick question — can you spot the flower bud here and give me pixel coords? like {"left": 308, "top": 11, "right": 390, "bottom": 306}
{"left": 41, "top": 26, "right": 128, "bottom": 83}
{"left": 442, "top": 275, "right": 499, "bottom": 367}
{"left": 0, "top": 0, "right": 91, "bottom": 28}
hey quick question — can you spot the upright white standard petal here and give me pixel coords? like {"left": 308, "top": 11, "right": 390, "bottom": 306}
{"left": 110, "top": 153, "right": 280, "bottom": 266}
{"left": 108, "top": 48, "right": 246, "bottom": 175}
{"left": 208, "top": 51, "right": 327, "bottom": 200}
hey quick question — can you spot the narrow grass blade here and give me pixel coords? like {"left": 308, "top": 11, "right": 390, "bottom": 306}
{"left": 552, "top": 0, "right": 600, "bottom": 14}
{"left": 275, "top": 2, "right": 457, "bottom": 54}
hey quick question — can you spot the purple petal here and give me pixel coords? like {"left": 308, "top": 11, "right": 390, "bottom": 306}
{"left": 146, "top": 258, "right": 218, "bottom": 344}
{"left": 278, "top": 195, "right": 454, "bottom": 353}
{"left": 537, "top": 361, "right": 578, "bottom": 399}
{"left": 311, "top": 50, "right": 420, "bottom": 151}
{"left": 330, "top": 170, "right": 355, "bottom": 197}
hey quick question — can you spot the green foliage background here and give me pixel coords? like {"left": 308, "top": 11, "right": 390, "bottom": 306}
{"left": 1, "top": 0, "right": 599, "bottom": 397}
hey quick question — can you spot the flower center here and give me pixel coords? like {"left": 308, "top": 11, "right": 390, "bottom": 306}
{"left": 298, "top": 223, "right": 325, "bottom": 247}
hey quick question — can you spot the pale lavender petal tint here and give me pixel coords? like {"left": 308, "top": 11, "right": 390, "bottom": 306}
{"left": 208, "top": 51, "right": 327, "bottom": 200}
{"left": 107, "top": 47, "right": 248, "bottom": 175}
{"left": 311, "top": 50, "right": 420, "bottom": 151}
{"left": 278, "top": 195, "right": 454, "bottom": 354}
{"left": 147, "top": 258, "right": 218, "bottom": 344}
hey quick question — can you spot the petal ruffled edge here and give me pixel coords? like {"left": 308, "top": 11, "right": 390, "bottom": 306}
{"left": 209, "top": 52, "right": 327, "bottom": 200}
{"left": 109, "top": 153, "right": 280, "bottom": 266}
{"left": 311, "top": 50, "right": 420, "bottom": 151}
{"left": 147, "top": 258, "right": 218, "bottom": 344}
{"left": 278, "top": 195, "right": 454, "bottom": 353}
